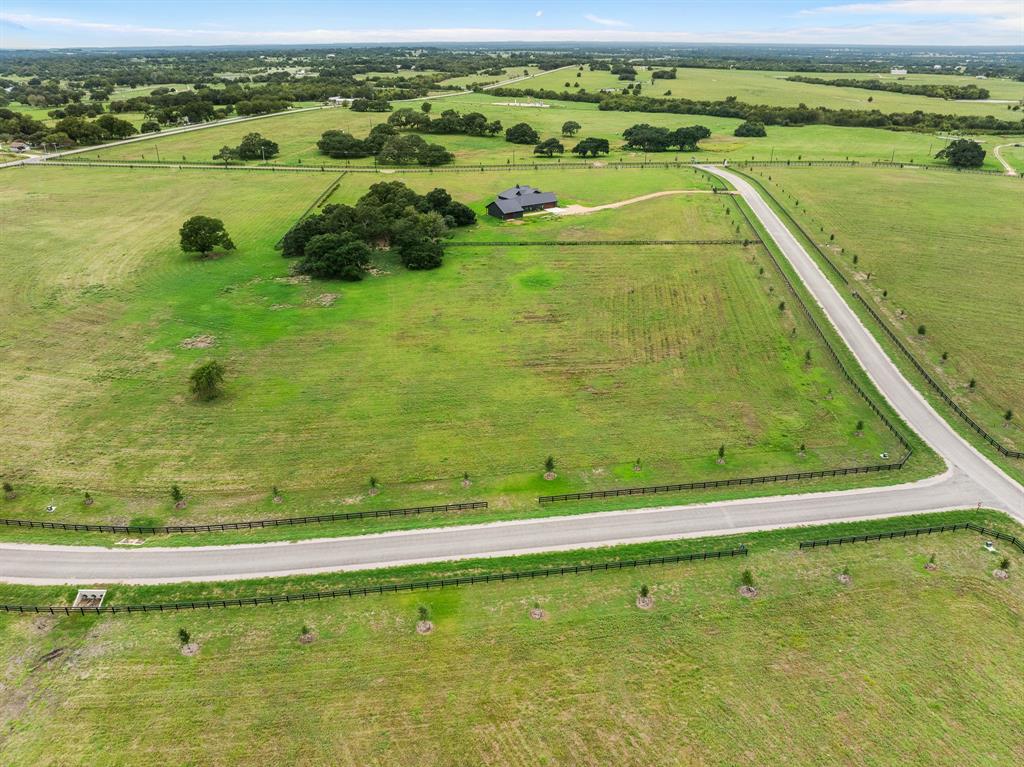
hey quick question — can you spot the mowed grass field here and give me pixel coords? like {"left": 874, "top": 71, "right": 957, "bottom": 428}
{"left": 72, "top": 91, "right": 1013, "bottom": 170}
{"left": 1, "top": 512, "right": 1021, "bottom": 766}
{"left": 0, "top": 165, "right": 899, "bottom": 519}
{"left": 527, "top": 65, "right": 1024, "bottom": 118}
{"left": 749, "top": 167, "right": 1024, "bottom": 446}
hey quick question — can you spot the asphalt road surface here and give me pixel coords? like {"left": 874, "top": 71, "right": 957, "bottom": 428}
{"left": 1, "top": 165, "right": 1020, "bottom": 585}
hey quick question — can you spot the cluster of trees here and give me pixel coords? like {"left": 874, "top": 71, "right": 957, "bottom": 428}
{"left": 387, "top": 106, "right": 502, "bottom": 136}
{"left": 213, "top": 132, "right": 280, "bottom": 162}
{"left": 786, "top": 75, "right": 991, "bottom": 101}
{"left": 317, "top": 123, "right": 453, "bottom": 165}
{"left": 652, "top": 68, "right": 678, "bottom": 80}
{"left": 622, "top": 123, "right": 711, "bottom": 151}
{"left": 935, "top": 138, "right": 986, "bottom": 168}
{"left": 733, "top": 120, "right": 767, "bottom": 137}
{"left": 505, "top": 122, "right": 540, "bottom": 144}
{"left": 281, "top": 182, "right": 475, "bottom": 278}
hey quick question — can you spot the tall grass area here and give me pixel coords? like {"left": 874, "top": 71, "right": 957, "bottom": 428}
{"left": 71, "top": 92, "right": 1012, "bottom": 171}
{"left": 750, "top": 167, "right": 1023, "bottom": 448}
{"left": 0, "top": 166, "right": 900, "bottom": 525}
{"left": 1, "top": 511, "right": 1021, "bottom": 766}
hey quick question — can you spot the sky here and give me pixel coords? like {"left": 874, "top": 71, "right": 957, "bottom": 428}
{"left": 1, "top": 0, "right": 1021, "bottom": 49}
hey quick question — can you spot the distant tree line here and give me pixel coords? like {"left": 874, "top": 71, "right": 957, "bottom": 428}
{"left": 786, "top": 75, "right": 991, "bottom": 101}
{"left": 487, "top": 87, "right": 1024, "bottom": 134}
{"left": 281, "top": 181, "right": 475, "bottom": 277}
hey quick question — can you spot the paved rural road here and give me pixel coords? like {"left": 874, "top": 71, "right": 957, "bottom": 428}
{"left": 1, "top": 165, "right": 1020, "bottom": 585}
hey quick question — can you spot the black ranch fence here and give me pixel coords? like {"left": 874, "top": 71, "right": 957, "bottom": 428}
{"left": 539, "top": 463, "right": 905, "bottom": 502}
{"left": 447, "top": 238, "right": 756, "bottom": 247}
{"left": 0, "top": 545, "right": 748, "bottom": 616}
{"left": 39, "top": 158, "right": 707, "bottom": 173}
{"left": 0, "top": 501, "right": 487, "bottom": 535}
{"left": 715, "top": 175, "right": 913, "bottom": 458}
{"left": 541, "top": 173, "right": 915, "bottom": 504}
{"left": 799, "top": 522, "right": 1024, "bottom": 553}
{"left": 731, "top": 168, "right": 848, "bottom": 285}
{"left": 853, "top": 293, "right": 1023, "bottom": 459}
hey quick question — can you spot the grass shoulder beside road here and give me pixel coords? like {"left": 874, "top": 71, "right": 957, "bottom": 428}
{"left": 1, "top": 509, "right": 1021, "bottom": 766}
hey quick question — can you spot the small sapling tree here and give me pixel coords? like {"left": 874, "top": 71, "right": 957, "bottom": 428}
{"left": 189, "top": 360, "right": 226, "bottom": 401}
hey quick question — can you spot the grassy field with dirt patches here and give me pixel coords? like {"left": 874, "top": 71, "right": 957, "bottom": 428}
{"left": 527, "top": 65, "right": 1024, "bottom": 118}
{"left": 71, "top": 91, "right": 1013, "bottom": 171}
{"left": 1, "top": 510, "right": 1021, "bottom": 766}
{"left": 747, "top": 166, "right": 1024, "bottom": 447}
{"left": 0, "top": 165, "right": 899, "bottom": 522}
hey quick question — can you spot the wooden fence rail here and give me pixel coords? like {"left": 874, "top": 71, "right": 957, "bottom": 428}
{"left": 0, "top": 501, "right": 487, "bottom": 535}
{"left": 799, "top": 522, "right": 1024, "bottom": 552}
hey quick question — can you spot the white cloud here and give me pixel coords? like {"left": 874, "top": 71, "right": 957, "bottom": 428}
{"left": 1, "top": 8, "right": 1020, "bottom": 47}
{"left": 583, "top": 14, "right": 629, "bottom": 28}
{"left": 803, "top": 1, "right": 1021, "bottom": 17}
{"left": 536, "top": 11, "right": 543, "bottom": 17}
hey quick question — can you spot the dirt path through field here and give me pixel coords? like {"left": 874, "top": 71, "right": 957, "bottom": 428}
{"left": 992, "top": 143, "right": 1020, "bottom": 176}
{"left": 551, "top": 189, "right": 734, "bottom": 216}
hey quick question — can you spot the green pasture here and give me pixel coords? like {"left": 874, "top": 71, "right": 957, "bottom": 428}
{"left": 526, "top": 65, "right": 1024, "bottom": 118}
{"left": 0, "top": 165, "right": 900, "bottom": 526}
{"left": 749, "top": 166, "right": 1023, "bottom": 447}
{"left": 1, "top": 509, "right": 1021, "bottom": 766}
{"left": 72, "top": 91, "right": 1010, "bottom": 170}
{"left": 437, "top": 65, "right": 545, "bottom": 88}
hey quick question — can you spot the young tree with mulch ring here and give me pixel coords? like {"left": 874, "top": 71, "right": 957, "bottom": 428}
{"left": 298, "top": 624, "right": 315, "bottom": 644}
{"left": 994, "top": 558, "right": 1011, "bottom": 580}
{"left": 543, "top": 456, "right": 556, "bottom": 480}
{"left": 636, "top": 584, "right": 654, "bottom": 609}
{"left": 925, "top": 553, "right": 938, "bottom": 571}
{"left": 837, "top": 566, "right": 852, "bottom": 586}
{"left": 171, "top": 485, "right": 186, "bottom": 510}
{"left": 416, "top": 605, "right": 434, "bottom": 634}
{"left": 3, "top": 482, "right": 16, "bottom": 500}
{"left": 739, "top": 569, "right": 758, "bottom": 598}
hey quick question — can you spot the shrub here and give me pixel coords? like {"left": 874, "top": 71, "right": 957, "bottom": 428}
{"left": 639, "top": 584, "right": 650, "bottom": 599}
{"left": 999, "top": 557, "right": 1010, "bottom": 571}
{"left": 170, "top": 485, "right": 183, "bottom": 503}
{"left": 178, "top": 628, "right": 191, "bottom": 645}
{"left": 189, "top": 360, "right": 226, "bottom": 401}
{"left": 733, "top": 121, "right": 767, "bottom": 137}
{"left": 544, "top": 455, "right": 555, "bottom": 473}
{"left": 740, "top": 570, "right": 755, "bottom": 587}
{"left": 417, "top": 605, "right": 430, "bottom": 622}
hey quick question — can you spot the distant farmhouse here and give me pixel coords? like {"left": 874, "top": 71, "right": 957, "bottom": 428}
{"left": 890, "top": 67, "right": 908, "bottom": 75}
{"left": 487, "top": 184, "right": 558, "bottom": 220}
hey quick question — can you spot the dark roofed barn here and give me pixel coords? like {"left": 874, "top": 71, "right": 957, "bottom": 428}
{"left": 487, "top": 184, "right": 559, "bottom": 220}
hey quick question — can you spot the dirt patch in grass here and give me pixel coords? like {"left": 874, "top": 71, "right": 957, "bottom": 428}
{"left": 298, "top": 632, "right": 316, "bottom": 645}
{"left": 529, "top": 608, "right": 547, "bottom": 620}
{"left": 180, "top": 335, "right": 216, "bottom": 349}
{"left": 180, "top": 642, "right": 200, "bottom": 657}
{"left": 837, "top": 574, "right": 852, "bottom": 586}
{"left": 993, "top": 569, "right": 1009, "bottom": 580}
{"left": 275, "top": 275, "right": 311, "bottom": 285}
{"left": 416, "top": 620, "right": 434, "bottom": 635}
{"left": 311, "top": 293, "right": 338, "bottom": 307}
{"left": 738, "top": 586, "right": 759, "bottom": 598}
{"left": 636, "top": 596, "right": 654, "bottom": 609}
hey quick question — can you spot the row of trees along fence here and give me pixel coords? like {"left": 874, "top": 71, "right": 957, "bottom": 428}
{"left": 0, "top": 546, "right": 748, "bottom": 616}
{"left": 542, "top": 173, "right": 914, "bottom": 503}
{"left": 853, "top": 293, "right": 1023, "bottom": 459}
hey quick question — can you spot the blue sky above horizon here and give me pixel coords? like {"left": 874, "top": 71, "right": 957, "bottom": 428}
{"left": 1, "top": 1, "right": 1021, "bottom": 49}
